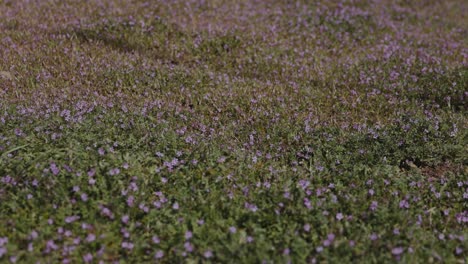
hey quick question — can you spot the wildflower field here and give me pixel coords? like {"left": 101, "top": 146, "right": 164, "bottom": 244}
{"left": 0, "top": 0, "right": 467, "bottom": 263}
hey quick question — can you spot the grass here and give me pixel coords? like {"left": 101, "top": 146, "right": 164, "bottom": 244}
{"left": 0, "top": 0, "right": 467, "bottom": 263}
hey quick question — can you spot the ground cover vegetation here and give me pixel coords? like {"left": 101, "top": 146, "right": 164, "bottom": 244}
{"left": 0, "top": 0, "right": 467, "bottom": 263}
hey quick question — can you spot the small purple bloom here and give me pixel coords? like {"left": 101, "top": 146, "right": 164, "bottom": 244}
{"left": 155, "top": 250, "right": 164, "bottom": 259}
{"left": 29, "top": 231, "right": 38, "bottom": 240}
{"left": 399, "top": 200, "right": 410, "bottom": 209}
{"left": 184, "top": 242, "right": 194, "bottom": 252}
{"left": 336, "top": 213, "right": 344, "bottom": 221}
{"left": 88, "top": 177, "right": 96, "bottom": 185}
{"left": 152, "top": 236, "right": 160, "bottom": 244}
{"left": 50, "top": 163, "right": 60, "bottom": 175}
{"left": 98, "top": 148, "right": 105, "bottom": 155}
{"left": 86, "top": 233, "right": 96, "bottom": 243}
{"left": 81, "top": 193, "right": 88, "bottom": 202}
{"left": 127, "top": 196, "right": 135, "bottom": 207}
{"left": 65, "top": 215, "right": 80, "bottom": 223}
{"left": 46, "top": 240, "right": 59, "bottom": 251}
{"left": 83, "top": 253, "right": 93, "bottom": 263}
{"left": 0, "top": 237, "right": 8, "bottom": 246}
{"left": 109, "top": 168, "right": 120, "bottom": 176}
{"left": 121, "top": 241, "right": 134, "bottom": 250}
{"left": 391, "top": 247, "right": 404, "bottom": 255}
{"left": 87, "top": 168, "right": 96, "bottom": 177}
{"left": 203, "top": 250, "right": 213, "bottom": 258}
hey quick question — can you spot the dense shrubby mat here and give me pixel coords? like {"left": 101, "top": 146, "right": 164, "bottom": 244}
{"left": 0, "top": 0, "right": 467, "bottom": 263}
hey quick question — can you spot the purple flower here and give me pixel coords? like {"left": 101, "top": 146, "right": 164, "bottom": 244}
{"left": 80, "top": 193, "right": 88, "bottom": 202}
{"left": 65, "top": 215, "right": 80, "bottom": 223}
{"left": 152, "top": 236, "right": 160, "bottom": 244}
{"left": 323, "top": 233, "right": 335, "bottom": 247}
{"left": 29, "top": 231, "right": 38, "bottom": 240}
{"left": 229, "top": 226, "right": 237, "bottom": 234}
{"left": 455, "top": 211, "right": 468, "bottom": 223}
{"left": 121, "top": 228, "right": 130, "bottom": 238}
{"left": 303, "top": 224, "right": 311, "bottom": 232}
{"left": 88, "top": 178, "right": 96, "bottom": 185}
{"left": 100, "top": 206, "right": 114, "bottom": 219}
{"left": 98, "top": 148, "right": 105, "bottom": 155}
{"left": 204, "top": 250, "right": 213, "bottom": 258}
{"left": 391, "top": 247, "right": 404, "bottom": 255}
{"left": 87, "top": 168, "right": 96, "bottom": 177}
{"left": 50, "top": 163, "right": 60, "bottom": 175}
{"left": 184, "top": 242, "right": 194, "bottom": 252}
{"left": 121, "top": 215, "right": 129, "bottom": 224}
{"left": 109, "top": 168, "right": 120, "bottom": 176}
{"left": 399, "top": 200, "right": 410, "bottom": 209}
{"left": 172, "top": 202, "right": 179, "bottom": 210}
{"left": 336, "top": 213, "right": 344, "bottom": 221}
{"left": 83, "top": 253, "right": 93, "bottom": 263}
{"left": 244, "top": 202, "right": 258, "bottom": 212}
{"left": 86, "top": 233, "right": 96, "bottom": 243}
{"left": 139, "top": 203, "right": 149, "bottom": 213}
{"left": 121, "top": 241, "right": 134, "bottom": 250}
{"left": 0, "top": 237, "right": 8, "bottom": 246}
{"left": 127, "top": 196, "right": 135, "bottom": 207}
{"left": 46, "top": 240, "right": 59, "bottom": 252}
{"left": 14, "top": 128, "right": 23, "bottom": 137}
{"left": 155, "top": 250, "right": 164, "bottom": 259}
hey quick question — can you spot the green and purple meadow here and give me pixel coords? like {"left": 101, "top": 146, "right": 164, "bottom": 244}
{"left": 0, "top": 0, "right": 466, "bottom": 263}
